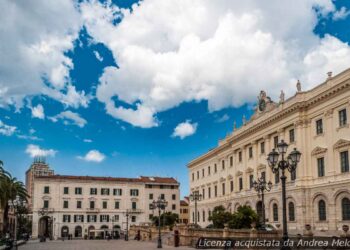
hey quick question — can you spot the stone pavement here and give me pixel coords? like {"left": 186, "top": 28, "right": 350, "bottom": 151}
{"left": 19, "top": 239, "right": 193, "bottom": 250}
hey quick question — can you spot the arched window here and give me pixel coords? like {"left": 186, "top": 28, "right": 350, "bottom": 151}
{"left": 288, "top": 202, "right": 295, "bottom": 221}
{"left": 342, "top": 198, "right": 350, "bottom": 220}
{"left": 273, "top": 203, "right": 278, "bottom": 222}
{"left": 318, "top": 200, "right": 326, "bottom": 221}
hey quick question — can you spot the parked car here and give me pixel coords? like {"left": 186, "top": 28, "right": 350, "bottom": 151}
{"left": 257, "top": 224, "right": 275, "bottom": 231}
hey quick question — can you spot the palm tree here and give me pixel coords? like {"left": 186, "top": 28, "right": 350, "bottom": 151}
{"left": 0, "top": 161, "right": 29, "bottom": 234}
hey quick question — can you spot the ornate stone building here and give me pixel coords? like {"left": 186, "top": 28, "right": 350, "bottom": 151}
{"left": 31, "top": 175, "right": 180, "bottom": 239}
{"left": 179, "top": 197, "right": 189, "bottom": 224}
{"left": 188, "top": 69, "right": 350, "bottom": 236}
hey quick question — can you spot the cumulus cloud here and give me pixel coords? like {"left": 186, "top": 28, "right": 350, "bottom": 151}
{"left": 80, "top": 0, "right": 350, "bottom": 128}
{"left": 0, "top": 0, "right": 88, "bottom": 109}
{"left": 49, "top": 110, "right": 87, "bottom": 128}
{"left": 215, "top": 114, "right": 230, "bottom": 123}
{"left": 78, "top": 149, "right": 105, "bottom": 162}
{"left": 31, "top": 104, "right": 45, "bottom": 119}
{"left": 0, "top": 120, "right": 16, "bottom": 136}
{"left": 25, "top": 144, "right": 57, "bottom": 157}
{"left": 172, "top": 120, "right": 197, "bottom": 139}
{"left": 333, "top": 6, "right": 350, "bottom": 21}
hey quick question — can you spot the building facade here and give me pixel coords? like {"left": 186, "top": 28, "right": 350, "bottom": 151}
{"left": 31, "top": 175, "right": 180, "bottom": 239}
{"left": 188, "top": 69, "right": 350, "bottom": 236}
{"left": 179, "top": 197, "right": 189, "bottom": 224}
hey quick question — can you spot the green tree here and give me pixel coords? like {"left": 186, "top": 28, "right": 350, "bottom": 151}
{"left": 152, "top": 211, "right": 179, "bottom": 228}
{"left": 208, "top": 205, "right": 234, "bottom": 229}
{"left": 228, "top": 205, "right": 259, "bottom": 229}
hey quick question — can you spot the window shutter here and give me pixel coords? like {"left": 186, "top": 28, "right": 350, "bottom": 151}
{"left": 100, "top": 215, "right": 103, "bottom": 222}
{"left": 74, "top": 215, "right": 77, "bottom": 222}
{"left": 68, "top": 215, "right": 71, "bottom": 222}
{"left": 87, "top": 215, "right": 90, "bottom": 222}
{"left": 107, "top": 215, "right": 110, "bottom": 222}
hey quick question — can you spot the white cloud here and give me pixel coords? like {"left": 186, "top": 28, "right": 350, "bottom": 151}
{"left": 25, "top": 144, "right": 57, "bottom": 157}
{"left": 78, "top": 149, "right": 105, "bottom": 163}
{"left": 0, "top": 0, "right": 88, "bottom": 110}
{"left": 0, "top": 120, "right": 16, "bottom": 136}
{"left": 83, "top": 139, "right": 93, "bottom": 143}
{"left": 80, "top": 0, "right": 350, "bottom": 127}
{"left": 333, "top": 6, "right": 350, "bottom": 21}
{"left": 31, "top": 104, "right": 45, "bottom": 119}
{"left": 49, "top": 110, "right": 87, "bottom": 128}
{"left": 215, "top": 114, "right": 229, "bottom": 123}
{"left": 172, "top": 120, "right": 197, "bottom": 139}
{"left": 94, "top": 51, "right": 103, "bottom": 61}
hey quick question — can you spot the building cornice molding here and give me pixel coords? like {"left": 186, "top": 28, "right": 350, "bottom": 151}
{"left": 333, "top": 139, "right": 350, "bottom": 150}
{"left": 311, "top": 147, "right": 328, "bottom": 156}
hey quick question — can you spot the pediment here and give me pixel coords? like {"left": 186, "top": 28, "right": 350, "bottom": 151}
{"left": 257, "top": 164, "right": 266, "bottom": 170}
{"left": 227, "top": 174, "right": 233, "bottom": 180}
{"left": 311, "top": 146, "right": 327, "bottom": 156}
{"left": 246, "top": 167, "right": 254, "bottom": 173}
{"left": 333, "top": 139, "right": 350, "bottom": 150}
{"left": 220, "top": 177, "right": 226, "bottom": 182}
{"left": 235, "top": 170, "right": 243, "bottom": 177}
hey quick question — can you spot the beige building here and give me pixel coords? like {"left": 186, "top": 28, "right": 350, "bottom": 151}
{"left": 188, "top": 69, "right": 350, "bottom": 236}
{"left": 179, "top": 197, "right": 189, "bottom": 224}
{"left": 31, "top": 175, "right": 180, "bottom": 239}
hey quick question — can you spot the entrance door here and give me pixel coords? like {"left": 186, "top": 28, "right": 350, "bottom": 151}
{"left": 38, "top": 216, "right": 52, "bottom": 238}
{"left": 74, "top": 226, "right": 82, "bottom": 238}
{"left": 61, "top": 226, "right": 69, "bottom": 238}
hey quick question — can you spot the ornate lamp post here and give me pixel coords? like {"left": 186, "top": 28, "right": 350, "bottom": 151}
{"left": 123, "top": 210, "right": 130, "bottom": 241}
{"left": 267, "top": 140, "right": 301, "bottom": 250}
{"left": 151, "top": 196, "right": 168, "bottom": 248}
{"left": 189, "top": 191, "right": 202, "bottom": 227}
{"left": 253, "top": 174, "right": 272, "bottom": 227}
{"left": 8, "top": 195, "right": 26, "bottom": 250}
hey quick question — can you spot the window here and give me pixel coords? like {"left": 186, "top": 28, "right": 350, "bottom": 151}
{"left": 192, "top": 212, "right": 195, "bottom": 223}
{"left": 230, "top": 156, "right": 233, "bottom": 167}
{"left": 214, "top": 164, "right": 217, "bottom": 173}
{"left": 44, "top": 186, "right": 50, "bottom": 194}
{"left": 275, "top": 171, "right": 280, "bottom": 184}
{"left": 341, "top": 151, "right": 349, "bottom": 173}
{"left": 115, "top": 201, "right": 120, "bottom": 209}
{"left": 202, "top": 189, "right": 205, "bottom": 200}
{"left": 202, "top": 169, "right": 205, "bottom": 177}
{"left": 100, "top": 215, "right": 109, "bottom": 222}
{"left": 131, "top": 216, "right": 136, "bottom": 222}
{"left": 316, "top": 119, "right": 323, "bottom": 135}
{"left": 63, "top": 215, "right": 71, "bottom": 223}
{"left": 113, "top": 188, "right": 122, "bottom": 196}
{"left": 289, "top": 129, "right": 295, "bottom": 143}
{"left": 89, "top": 201, "right": 95, "bottom": 209}
{"left": 130, "top": 189, "right": 139, "bottom": 196}
{"left": 160, "top": 194, "right": 165, "bottom": 199}
{"left": 230, "top": 180, "right": 234, "bottom": 192}
{"left": 202, "top": 210, "right": 205, "bottom": 222}
{"left": 291, "top": 170, "right": 296, "bottom": 181}
{"left": 249, "top": 175, "right": 254, "bottom": 189}
{"left": 339, "top": 109, "right": 347, "bottom": 127}
{"left": 149, "top": 204, "right": 153, "bottom": 210}
{"left": 261, "top": 171, "right": 266, "bottom": 181}
{"left": 172, "top": 194, "right": 176, "bottom": 200}
{"left": 318, "top": 200, "right": 326, "bottom": 221}
{"left": 63, "top": 187, "right": 69, "bottom": 194}
{"left": 43, "top": 200, "right": 49, "bottom": 209}
{"left": 172, "top": 204, "right": 176, "bottom": 210}
{"left": 288, "top": 202, "right": 295, "bottom": 221}
{"left": 63, "top": 200, "right": 68, "bottom": 209}
{"left": 208, "top": 166, "right": 211, "bottom": 175}
{"left": 238, "top": 152, "right": 242, "bottom": 162}
{"left": 192, "top": 173, "right": 194, "bottom": 181}
{"left": 260, "top": 142, "right": 265, "bottom": 154}
{"left": 249, "top": 147, "right": 253, "bottom": 159}
{"left": 214, "top": 185, "right": 217, "bottom": 197}
{"left": 87, "top": 215, "right": 97, "bottom": 222}
{"left": 132, "top": 201, "right": 137, "bottom": 209}
{"left": 102, "top": 201, "right": 107, "bottom": 209}
{"left": 113, "top": 215, "right": 119, "bottom": 222}
{"left": 273, "top": 204, "right": 278, "bottom": 221}
{"left": 208, "top": 187, "right": 211, "bottom": 199}
{"left": 317, "top": 157, "right": 325, "bottom": 177}
{"left": 149, "top": 193, "right": 153, "bottom": 200}
{"left": 75, "top": 187, "right": 82, "bottom": 195}
{"left": 342, "top": 198, "right": 350, "bottom": 220}
{"left": 239, "top": 177, "right": 243, "bottom": 191}
{"left": 274, "top": 136, "right": 279, "bottom": 148}
{"left": 222, "top": 183, "right": 225, "bottom": 195}
{"left": 77, "top": 200, "right": 82, "bottom": 209}
{"left": 101, "top": 188, "right": 110, "bottom": 195}
{"left": 74, "top": 215, "right": 84, "bottom": 223}
{"left": 90, "top": 188, "right": 97, "bottom": 195}
{"left": 222, "top": 160, "right": 225, "bottom": 170}
{"left": 197, "top": 171, "right": 199, "bottom": 179}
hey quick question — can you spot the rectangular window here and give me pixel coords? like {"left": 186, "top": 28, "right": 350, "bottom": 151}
{"left": 102, "top": 201, "right": 107, "bottom": 209}
{"left": 172, "top": 194, "right": 176, "bottom": 200}
{"left": 208, "top": 187, "right": 211, "bottom": 199}
{"left": 289, "top": 129, "right": 295, "bottom": 143}
{"left": 249, "top": 175, "right": 254, "bottom": 189}
{"left": 89, "top": 201, "right": 95, "bottom": 209}
{"left": 317, "top": 157, "right": 325, "bottom": 177}
{"left": 222, "top": 160, "right": 225, "bottom": 170}
{"left": 100, "top": 215, "right": 109, "bottom": 222}
{"left": 160, "top": 193, "right": 165, "bottom": 199}
{"left": 214, "top": 164, "right": 217, "bottom": 173}
{"left": 87, "top": 215, "right": 97, "bottom": 223}
{"left": 238, "top": 152, "right": 242, "bottom": 162}
{"left": 132, "top": 201, "right": 137, "bottom": 210}
{"left": 192, "top": 173, "right": 194, "bottom": 181}
{"left": 90, "top": 188, "right": 97, "bottom": 195}
{"left": 261, "top": 142, "right": 265, "bottom": 154}
{"left": 113, "top": 188, "right": 122, "bottom": 196}
{"left": 74, "top": 215, "right": 84, "bottom": 223}
{"left": 239, "top": 177, "right": 243, "bottom": 191}
{"left": 172, "top": 204, "right": 176, "bottom": 210}
{"left": 230, "top": 180, "right": 234, "bottom": 192}
{"left": 275, "top": 171, "right": 280, "bottom": 184}
{"left": 230, "top": 156, "right": 233, "bottom": 167}
{"left": 202, "top": 168, "right": 205, "bottom": 177}
{"left": 261, "top": 171, "right": 266, "bottom": 181}
{"left": 208, "top": 166, "right": 211, "bottom": 175}
{"left": 101, "top": 188, "right": 110, "bottom": 195}
{"left": 63, "top": 187, "right": 69, "bottom": 194}
{"left": 249, "top": 147, "right": 253, "bottom": 159}
{"left": 63, "top": 200, "right": 68, "bottom": 209}
{"left": 339, "top": 109, "right": 347, "bottom": 127}
{"left": 44, "top": 186, "right": 50, "bottom": 194}
{"left": 131, "top": 216, "right": 136, "bottom": 222}
{"left": 77, "top": 200, "right": 82, "bottom": 209}
{"left": 63, "top": 215, "right": 70, "bottom": 223}
{"left": 149, "top": 193, "right": 153, "bottom": 200}
{"left": 214, "top": 185, "right": 217, "bottom": 197}
{"left": 115, "top": 201, "right": 120, "bottom": 209}
{"left": 43, "top": 200, "right": 49, "bottom": 208}
{"left": 75, "top": 187, "right": 82, "bottom": 195}
{"left": 341, "top": 151, "right": 349, "bottom": 173}
{"left": 130, "top": 189, "right": 139, "bottom": 196}
{"left": 274, "top": 136, "right": 279, "bottom": 149}
{"left": 316, "top": 119, "right": 323, "bottom": 135}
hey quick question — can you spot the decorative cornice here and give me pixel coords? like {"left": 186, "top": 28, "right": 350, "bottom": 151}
{"left": 235, "top": 171, "right": 243, "bottom": 177}
{"left": 311, "top": 147, "right": 327, "bottom": 156}
{"left": 227, "top": 174, "right": 233, "bottom": 180}
{"left": 257, "top": 164, "right": 266, "bottom": 170}
{"left": 333, "top": 139, "right": 350, "bottom": 150}
{"left": 246, "top": 167, "right": 254, "bottom": 173}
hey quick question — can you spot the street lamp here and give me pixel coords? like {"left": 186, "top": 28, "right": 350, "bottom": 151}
{"left": 8, "top": 195, "right": 26, "bottom": 250}
{"left": 151, "top": 196, "right": 168, "bottom": 248}
{"left": 253, "top": 174, "right": 272, "bottom": 227}
{"left": 267, "top": 140, "right": 301, "bottom": 250}
{"left": 123, "top": 210, "right": 130, "bottom": 241}
{"left": 189, "top": 191, "right": 202, "bottom": 228}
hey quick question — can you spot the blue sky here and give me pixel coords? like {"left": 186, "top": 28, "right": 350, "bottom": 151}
{"left": 1, "top": 0, "right": 350, "bottom": 198}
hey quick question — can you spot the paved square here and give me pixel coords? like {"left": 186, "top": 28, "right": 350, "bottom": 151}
{"left": 19, "top": 240, "right": 192, "bottom": 250}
